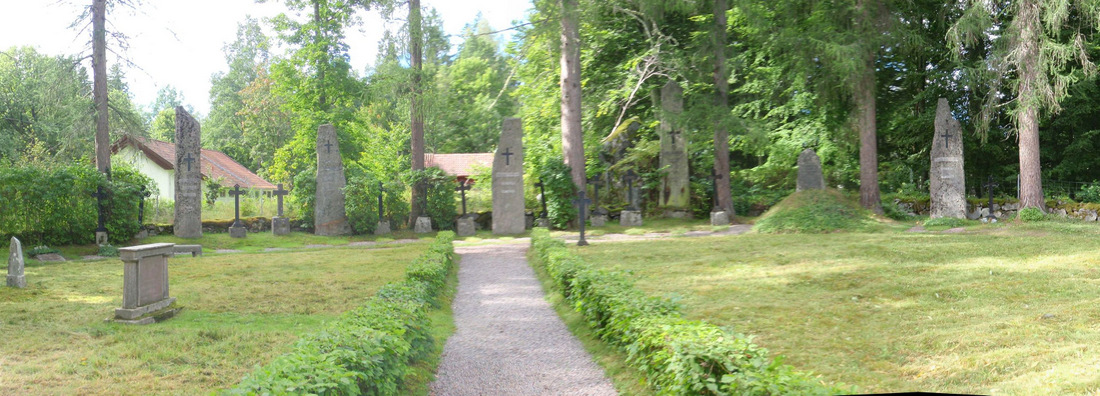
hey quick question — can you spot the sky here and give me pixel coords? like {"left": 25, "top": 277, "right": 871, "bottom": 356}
{"left": 0, "top": 0, "right": 534, "bottom": 115}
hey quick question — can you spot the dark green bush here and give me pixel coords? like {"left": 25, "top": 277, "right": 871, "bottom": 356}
{"left": 291, "top": 166, "right": 317, "bottom": 229}
{"left": 345, "top": 169, "right": 409, "bottom": 234}
{"left": 228, "top": 231, "right": 455, "bottom": 396}
{"left": 530, "top": 229, "right": 844, "bottom": 395}
{"left": 1018, "top": 207, "right": 1045, "bottom": 222}
{"left": 538, "top": 158, "right": 576, "bottom": 229}
{"left": 402, "top": 167, "right": 457, "bottom": 231}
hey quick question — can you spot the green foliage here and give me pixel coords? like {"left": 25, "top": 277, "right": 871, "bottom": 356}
{"left": 345, "top": 168, "right": 409, "bottom": 235}
{"left": 403, "top": 168, "right": 458, "bottom": 231}
{"left": 923, "top": 217, "right": 968, "bottom": 228}
{"left": 205, "top": 177, "right": 226, "bottom": 208}
{"left": 228, "top": 232, "right": 455, "bottom": 396}
{"left": 1018, "top": 207, "right": 1046, "bottom": 222}
{"left": 880, "top": 199, "right": 914, "bottom": 221}
{"left": 26, "top": 245, "right": 60, "bottom": 256}
{"left": 538, "top": 158, "right": 577, "bottom": 229}
{"left": 754, "top": 190, "right": 875, "bottom": 234}
{"left": 530, "top": 230, "right": 844, "bottom": 395}
{"left": 291, "top": 166, "right": 317, "bottom": 229}
{"left": 1076, "top": 184, "right": 1100, "bottom": 204}
{"left": 97, "top": 244, "right": 119, "bottom": 257}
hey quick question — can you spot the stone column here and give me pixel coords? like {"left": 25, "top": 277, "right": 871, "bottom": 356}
{"left": 112, "top": 243, "right": 180, "bottom": 325}
{"left": 796, "top": 149, "right": 825, "bottom": 192}
{"left": 492, "top": 118, "right": 525, "bottom": 235}
{"left": 174, "top": 107, "right": 202, "bottom": 238}
{"left": 930, "top": 98, "right": 966, "bottom": 219}
{"left": 658, "top": 81, "right": 689, "bottom": 215}
{"left": 314, "top": 124, "right": 352, "bottom": 236}
{"left": 7, "top": 237, "right": 25, "bottom": 288}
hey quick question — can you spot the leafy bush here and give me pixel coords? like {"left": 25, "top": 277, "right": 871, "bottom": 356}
{"left": 1077, "top": 184, "right": 1100, "bottom": 204}
{"left": 27, "top": 245, "right": 59, "bottom": 256}
{"left": 530, "top": 230, "right": 844, "bottom": 395}
{"left": 403, "top": 167, "right": 457, "bottom": 231}
{"left": 345, "top": 169, "right": 409, "bottom": 234}
{"left": 754, "top": 189, "right": 874, "bottom": 234}
{"left": 227, "top": 232, "right": 455, "bottom": 396}
{"left": 1018, "top": 207, "right": 1045, "bottom": 222}
{"left": 880, "top": 199, "right": 914, "bottom": 221}
{"left": 204, "top": 176, "right": 225, "bottom": 208}
{"left": 922, "top": 217, "right": 968, "bottom": 228}
{"left": 538, "top": 158, "right": 576, "bottom": 229}
{"left": 290, "top": 166, "right": 317, "bottom": 229}
{"left": 97, "top": 244, "right": 119, "bottom": 257}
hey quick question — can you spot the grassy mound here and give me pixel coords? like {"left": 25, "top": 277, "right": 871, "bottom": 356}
{"left": 754, "top": 189, "right": 876, "bottom": 233}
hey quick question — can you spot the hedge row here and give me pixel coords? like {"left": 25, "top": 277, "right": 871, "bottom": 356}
{"left": 530, "top": 229, "right": 846, "bottom": 395}
{"left": 226, "top": 231, "right": 456, "bottom": 396}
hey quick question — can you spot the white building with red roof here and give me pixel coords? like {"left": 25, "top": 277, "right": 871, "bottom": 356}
{"left": 111, "top": 136, "right": 276, "bottom": 201}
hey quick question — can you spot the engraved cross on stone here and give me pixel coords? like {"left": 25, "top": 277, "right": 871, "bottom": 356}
{"left": 573, "top": 190, "right": 592, "bottom": 246}
{"left": 455, "top": 180, "right": 472, "bottom": 216}
{"left": 501, "top": 147, "right": 514, "bottom": 166}
{"left": 182, "top": 153, "right": 195, "bottom": 172}
{"left": 941, "top": 131, "right": 954, "bottom": 150}
{"left": 323, "top": 139, "right": 334, "bottom": 154}
{"left": 229, "top": 184, "right": 245, "bottom": 227}
{"left": 273, "top": 183, "right": 289, "bottom": 217}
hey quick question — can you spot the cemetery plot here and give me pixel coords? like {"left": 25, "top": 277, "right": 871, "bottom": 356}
{"left": 573, "top": 223, "right": 1100, "bottom": 394}
{"left": 0, "top": 242, "right": 430, "bottom": 394}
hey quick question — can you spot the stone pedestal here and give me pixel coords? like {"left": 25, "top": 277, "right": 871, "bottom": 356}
{"left": 710, "top": 211, "right": 730, "bottom": 226}
{"left": 96, "top": 231, "right": 108, "bottom": 246}
{"left": 620, "top": 210, "right": 643, "bottom": 226}
{"left": 229, "top": 225, "right": 247, "bottom": 238}
{"left": 7, "top": 237, "right": 25, "bottom": 288}
{"left": 374, "top": 221, "right": 391, "bottom": 235}
{"left": 456, "top": 216, "right": 476, "bottom": 237}
{"left": 112, "top": 243, "right": 180, "bottom": 325}
{"left": 590, "top": 214, "right": 607, "bottom": 227}
{"left": 414, "top": 217, "right": 433, "bottom": 233}
{"left": 536, "top": 218, "right": 550, "bottom": 228}
{"left": 272, "top": 217, "right": 290, "bottom": 236}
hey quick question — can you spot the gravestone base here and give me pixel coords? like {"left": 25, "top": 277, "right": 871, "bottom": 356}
{"left": 110, "top": 302, "right": 182, "bottom": 325}
{"left": 96, "top": 231, "right": 108, "bottom": 246}
{"left": 7, "top": 275, "right": 25, "bottom": 288}
{"left": 272, "top": 217, "right": 290, "bottom": 236}
{"left": 710, "top": 211, "right": 730, "bottom": 226}
{"left": 229, "top": 225, "right": 247, "bottom": 239}
{"left": 620, "top": 210, "right": 643, "bottom": 226}
{"left": 374, "top": 221, "right": 391, "bottom": 235}
{"left": 590, "top": 215, "right": 607, "bottom": 227}
{"left": 457, "top": 216, "right": 476, "bottom": 237}
{"left": 536, "top": 218, "right": 550, "bottom": 228}
{"left": 414, "top": 217, "right": 433, "bottom": 233}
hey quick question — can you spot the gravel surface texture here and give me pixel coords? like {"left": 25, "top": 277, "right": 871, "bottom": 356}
{"left": 430, "top": 243, "right": 617, "bottom": 396}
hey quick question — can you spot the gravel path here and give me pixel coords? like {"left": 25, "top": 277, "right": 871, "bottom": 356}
{"left": 430, "top": 243, "right": 617, "bottom": 396}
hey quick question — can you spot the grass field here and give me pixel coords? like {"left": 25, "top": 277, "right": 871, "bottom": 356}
{"left": 0, "top": 242, "right": 430, "bottom": 394}
{"left": 574, "top": 220, "right": 1100, "bottom": 395}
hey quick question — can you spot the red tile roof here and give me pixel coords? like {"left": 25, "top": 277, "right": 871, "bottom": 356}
{"left": 425, "top": 153, "right": 493, "bottom": 177}
{"left": 111, "top": 136, "right": 276, "bottom": 190}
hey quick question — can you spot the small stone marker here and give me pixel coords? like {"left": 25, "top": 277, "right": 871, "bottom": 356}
{"left": 314, "top": 124, "right": 352, "bottom": 236}
{"left": 573, "top": 191, "right": 592, "bottom": 246}
{"left": 91, "top": 186, "right": 109, "bottom": 245}
{"left": 272, "top": 183, "right": 290, "bottom": 236}
{"left": 795, "top": 148, "right": 825, "bottom": 192}
{"left": 620, "top": 169, "right": 643, "bottom": 226}
{"left": 228, "top": 184, "right": 247, "bottom": 238}
{"left": 492, "top": 118, "right": 525, "bottom": 235}
{"left": 111, "top": 243, "right": 181, "bottom": 325}
{"left": 930, "top": 98, "right": 966, "bottom": 219}
{"left": 414, "top": 216, "right": 433, "bottom": 233}
{"left": 659, "top": 80, "right": 690, "bottom": 213}
{"left": 174, "top": 107, "right": 203, "bottom": 238}
{"left": 7, "top": 237, "right": 25, "bottom": 288}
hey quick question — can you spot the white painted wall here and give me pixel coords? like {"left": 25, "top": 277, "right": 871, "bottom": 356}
{"left": 112, "top": 146, "right": 175, "bottom": 201}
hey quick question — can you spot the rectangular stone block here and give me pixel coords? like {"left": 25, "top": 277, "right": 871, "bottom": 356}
{"left": 174, "top": 107, "right": 203, "bottom": 238}
{"left": 115, "top": 243, "right": 176, "bottom": 324}
{"left": 492, "top": 118, "right": 525, "bottom": 235}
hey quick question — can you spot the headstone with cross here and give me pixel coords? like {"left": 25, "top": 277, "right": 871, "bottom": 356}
{"left": 573, "top": 191, "right": 592, "bottom": 246}
{"left": 930, "top": 98, "right": 966, "bottom": 219}
{"left": 659, "top": 80, "right": 689, "bottom": 212}
{"left": 620, "top": 170, "right": 643, "bottom": 226}
{"left": 492, "top": 118, "right": 525, "bottom": 235}
{"left": 983, "top": 176, "right": 998, "bottom": 220}
{"left": 174, "top": 107, "right": 203, "bottom": 238}
{"left": 91, "top": 186, "right": 109, "bottom": 245}
{"left": 272, "top": 183, "right": 291, "bottom": 236}
{"left": 228, "top": 184, "right": 247, "bottom": 238}
{"left": 314, "top": 124, "right": 352, "bottom": 235}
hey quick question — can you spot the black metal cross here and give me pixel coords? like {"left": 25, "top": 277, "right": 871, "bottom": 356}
{"left": 182, "top": 153, "right": 195, "bottom": 172}
{"left": 501, "top": 147, "right": 514, "bottom": 166}
{"left": 983, "top": 176, "right": 998, "bottom": 219}
{"left": 709, "top": 168, "right": 723, "bottom": 211}
{"left": 91, "top": 186, "right": 108, "bottom": 232}
{"left": 535, "top": 179, "right": 548, "bottom": 219}
{"left": 623, "top": 169, "right": 639, "bottom": 211}
{"left": 138, "top": 185, "right": 150, "bottom": 226}
{"left": 273, "top": 183, "right": 289, "bottom": 217}
{"left": 323, "top": 139, "right": 334, "bottom": 154}
{"left": 229, "top": 184, "right": 245, "bottom": 227}
{"left": 455, "top": 180, "right": 472, "bottom": 216}
{"left": 941, "top": 131, "right": 954, "bottom": 150}
{"left": 573, "top": 190, "right": 592, "bottom": 246}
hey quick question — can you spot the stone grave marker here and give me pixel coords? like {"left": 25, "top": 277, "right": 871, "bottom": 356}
{"left": 111, "top": 243, "right": 181, "bottom": 325}
{"left": 272, "top": 183, "right": 290, "bottom": 235}
{"left": 314, "top": 124, "right": 352, "bottom": 236}
{"left": 492, "top": 118, "right": 525, "bottom": 235}
{"left": 795, "top": 148, "right": 825, "bottom": 192}
{"left": 414, "top": 216, "right": 433, "bottom": 233}
{"left": 228, "top": 184, "right": 247, "bottom": 238}
{"left": 930, "top": 98, "right": 966, "bottom": 219}
{"left": 174, "top": 107, "right": 203, "bottom": 238}
{"left": 620, "top": 169, "right": 643, "bottom": 226}
{"left": 7, "top": 237, "right": 25, "bottom": 288}
{"left": 658, "top": 80, "right": 690, "bottom": 214}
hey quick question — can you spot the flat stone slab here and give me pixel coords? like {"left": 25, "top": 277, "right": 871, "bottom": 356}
{"left": 33, "top": 253, "right": 65, "bottom": 262}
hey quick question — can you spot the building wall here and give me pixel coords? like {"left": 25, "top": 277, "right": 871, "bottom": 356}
{"left": 112, "top": 146, "right": 175, "bottom": 201}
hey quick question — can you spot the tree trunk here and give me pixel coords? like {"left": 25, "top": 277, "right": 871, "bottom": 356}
{"left": 92, "top": 0, "right": 110, "bottom": 177}
{"left": 855, "top": 54, "right": 882, "bottom": 214}
{"left": 712, "top": 0, "right": 733, "bottom": 216}
{"left": 1016, "top": 0, "right": 1045, "bottom": 210}
{"left": 408, "top": 0, "right": 426, "bottom": 226}
{"left": 314, "top": 0, "right": 327, "bottom": 110}
{"left": 560, "top": 0, "right": 585, "bottom": 191}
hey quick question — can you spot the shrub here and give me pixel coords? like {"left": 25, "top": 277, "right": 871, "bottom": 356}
{"left": 1076, "top": 184, "right": 1100, "bottom": 204}
{"left": 923, "top": 217, "right": 968, "bottom": 228}
{"left": 97, "top": 244, "right": 119, "bottom": 257}
{"left": 530, "top": 229, "right": 844, "bottom": 395}
{"left": 345, "top": 171, "right": 409, "bottom": 235}
{"left": 880, "top": 199, "right": 914, "bottom": 221}
{"left": 538, "top": 158, "right": 576, "bottom": 229}
{"left": 754, "top": 189, "right": 873, "bottom": 234}
{"left": 1018, "top": 207, "right": 1045, "bottom": 222}
{"left": 290, "top": 166, "right": 317, "bottom": 229}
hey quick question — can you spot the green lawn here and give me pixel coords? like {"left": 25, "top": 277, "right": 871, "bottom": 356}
{"left": 574, "top": 221, "right": 1100, "bottom": 395}
{"left": 0, "top": 242, "right": 429, "bottom": 394}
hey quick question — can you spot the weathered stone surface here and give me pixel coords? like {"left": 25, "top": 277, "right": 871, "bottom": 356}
{"left": 590, "top": 215, "right": 607, "bottom": 227}
{"left": 492, "top": 118, "right": 525, "bottom": 235}
{"left": 7, "top": 237, "right": 25, "bottom": 288}
{"left": 113, "top": 243, "right": 177, "bottom": 324}
{"left": 229, "top": 225, "right": 247, "bottom": 238}
{"left": 710, "top": 211, "right": 730, "bottom": 226}
{"left": 173, "top": 244, "right": 202, "bottom": 257}
{"left": 95, "top": 231, "right": 108, "bottom": 246}
{"left": 620, "top": 210, "right": 643, "bottom": 226}
{"left": 34, "top": 253, "right": 65, "bottom": 262}
{"left": 374, "top": 221, "right": 391, "bottom": 235}
{"left": 457, "top": 216, "right": 476, "bottom": 237}
{"left": 659, "top": 81, "right": 689, "bottom": 210}
{"left": 272, "top": 217, "right": 290, "bottom": 236}
{"left": 796, "top": 149, "right": 825, "bottom": 192}
{"left": 314, "top": 124, "right": 352, "bottom": 236}
{"left": 174, "top": 107, "right": 203, "bottom": 238}
{"left": 930, "top": 98, "right": 966, "bottom": 219}
{"left": 414, "top": 217, "right": 433, "bottom": 233}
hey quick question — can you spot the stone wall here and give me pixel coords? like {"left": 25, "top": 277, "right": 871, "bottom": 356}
{"left": 140, "top": 217, "right": 312, "bottom": 236}
{"left": 893, "top": 198, "right": 1100, "bottom": 221}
